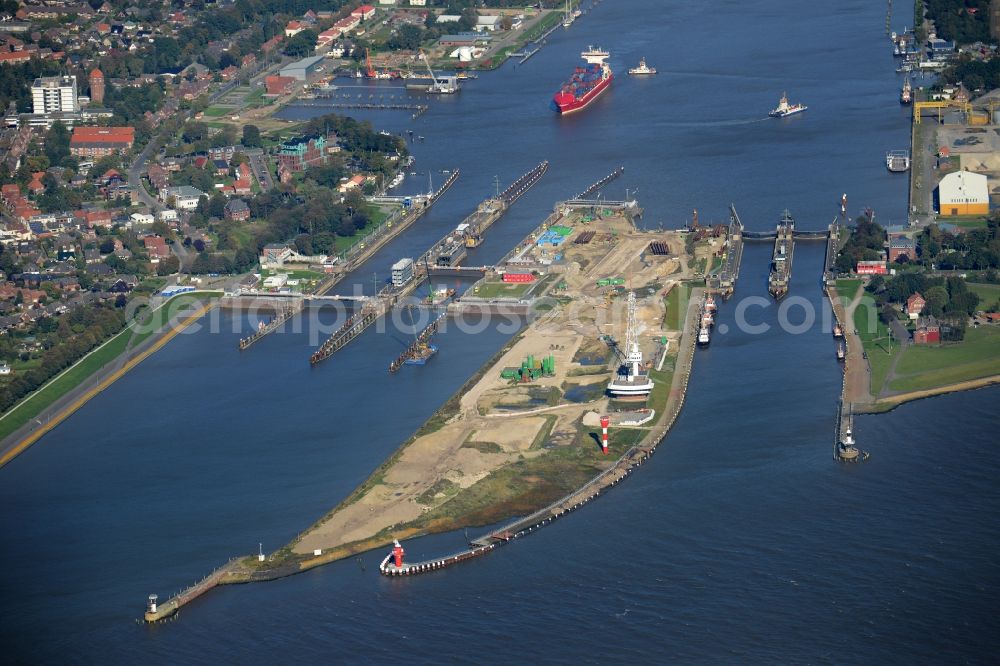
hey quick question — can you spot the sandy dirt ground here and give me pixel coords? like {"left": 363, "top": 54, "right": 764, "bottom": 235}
{"left": 294, "top": 211, "right": 694, "bottom": 555}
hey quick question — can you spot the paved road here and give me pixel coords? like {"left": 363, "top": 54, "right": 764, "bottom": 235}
{"left": 127, "top": 79, "right": 243, "bottom": 212}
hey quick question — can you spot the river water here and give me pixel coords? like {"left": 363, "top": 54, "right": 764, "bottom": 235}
{"left": 2, "top": 1, "right": 998, "bottom": 663}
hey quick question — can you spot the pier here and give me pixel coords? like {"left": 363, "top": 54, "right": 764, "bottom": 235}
{"left": 416, "top": 161, "right": 549, "bottom": 268}
{"left": 309, "top": 295, "right": 385, "bottom": 365}
{"left": 574, "top": 165, "right": 625, "bottom": 199}
{"left": 706, "top": 204, "right": 744, "bottom": 299}
{"left": 237, "top": 300, "right": 304, "bottom": 350}
{"left": 143, "top": 559, "right": 242, "bottom": 622}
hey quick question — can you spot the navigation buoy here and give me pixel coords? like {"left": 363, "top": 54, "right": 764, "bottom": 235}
{"left": 600, "top": 415, "right": 610, "bottom": 454}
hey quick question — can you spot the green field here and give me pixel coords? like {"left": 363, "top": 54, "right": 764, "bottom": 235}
{"left": 202, "top": 106, "right": 233, "bottom": 117}
{"left": 947, "top": 217, "right": 989, "bottom": 230}
{"left": 888, "top": 326, "right": 1000, "bottom": 393}
{"left": 835, "top": 278, "right": 862, "bottom": 297}
{"left": 968, "top": 282, "right": 1000, "bottom": 309}
{"left": 852, "top": 293, "right": 899, "bottom": 396}
{"left": 472, "top": 281, "right": 534, "bottom": 299}
{"left": 663, "top": 283, "right": 691, "bottom": 330}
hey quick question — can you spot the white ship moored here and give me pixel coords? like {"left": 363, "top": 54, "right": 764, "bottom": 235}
{"left": 607, "top": 291, "right": 654, "bottom": 398}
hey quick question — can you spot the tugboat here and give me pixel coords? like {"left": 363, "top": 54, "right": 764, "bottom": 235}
{"left": 833, "top": 323, "right": 844, "bottom": 338}
{"left": 769, "top": 92, "right": 808, "bottom": 118}
{"left": 404, "top": 342, "right": 438, "bottom": 366}
{"left": 628, "top": 58, "right": 657, "bottom": 75}
{"left": 900, "top": 77, "right": 912, "bottom": 104}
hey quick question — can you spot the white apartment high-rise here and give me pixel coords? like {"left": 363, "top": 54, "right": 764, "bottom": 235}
{"left": 31, "top": 75, "right": 79, "bottom": 115}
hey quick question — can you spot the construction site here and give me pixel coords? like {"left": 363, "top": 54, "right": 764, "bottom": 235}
{"left": 289, "top": 204, "right": 700, "bottom": 561}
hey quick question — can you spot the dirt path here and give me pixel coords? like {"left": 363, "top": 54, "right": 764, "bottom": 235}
{"left": 832, "top": 283, "right": 874, "bottom": 405}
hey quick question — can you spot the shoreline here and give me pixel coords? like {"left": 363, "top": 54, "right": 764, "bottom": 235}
{"left": 145, "top": 286, "right": 703, "bottom": 616}
{"left": 0, "top": 296, "right": 219, "bottom": 469}
{"left": 860, "top": 374, "right": 1000, "bottom": 413}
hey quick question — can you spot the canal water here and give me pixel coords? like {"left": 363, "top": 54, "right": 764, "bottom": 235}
{"left": 2, "top": 0, "right": 998, "bottom": 662}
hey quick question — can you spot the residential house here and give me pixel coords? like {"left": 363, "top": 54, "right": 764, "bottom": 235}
{"left": 224, "top": 198, "right": 250, "bottom": 221}
{"left": 142, "top": 235, "right": 169, "bottom": 262}
{"left": 906, "top": 292, "right": 926, "bottom": 320}
{"left": 146, "top": 163, "right": 168, "bottom": 192}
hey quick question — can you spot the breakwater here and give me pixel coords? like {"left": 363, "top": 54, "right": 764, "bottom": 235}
{"left": 238, "top": 301, "right": 304, "bottom": 351}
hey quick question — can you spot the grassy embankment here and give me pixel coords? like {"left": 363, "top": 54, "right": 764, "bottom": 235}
{"left": 0, "top": 294, "right": 216, "bottom": 442}
{"left": 833, "top": 279, "right": 895, "bottom": 395}
{"left": 888, "top": 326, "right": 1000, "bottom": 393}
{"left": 663, "top": 283, "right": 691, "bottom": 330}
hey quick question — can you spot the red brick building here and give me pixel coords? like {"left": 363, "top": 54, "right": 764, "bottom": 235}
{"left": 70, "top": 127, "right": 135, "bottom": 157}
{"left": 906, "top": 292, "right": 926, "bottom": 319}
{"left": 265, "top": 75, "right": 296, "bottom": 96}
{"left": 913, "top": 320, "right": 940, "bottom": 345}
{"left": 276, "top": 135, "right": 329, "bottom": 173}
{"left": 888, "top": 235, "right": 917, "bottom": 263}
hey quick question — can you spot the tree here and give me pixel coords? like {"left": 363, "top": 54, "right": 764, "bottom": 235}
{"left": 283, "top": 31, "right": 318, "bottom": 57}
{"left": 388, "top": 24, "right": 424, "bottom": 51}
{"left": 193, "top": 239, "right": 205, "bottom": 252}
{"left": 242, "top": 124, "right": 261, "bottom": 148}
{"left": 156, "top": 256, "right": 180, "bottom": 276}
{"left": 44, "top": 121, "right": 71, "bottom": 168}
{"left": 924, "top": 285, "right": 949, "bottom": 316}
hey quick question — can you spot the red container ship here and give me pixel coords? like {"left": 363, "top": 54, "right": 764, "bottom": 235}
{"left": 552, "top": 47, "right": 612, "bottom": 114}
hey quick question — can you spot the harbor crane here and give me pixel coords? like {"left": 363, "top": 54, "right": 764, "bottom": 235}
{"left": 419, "top": 48, "right": 458, "bottom": 94}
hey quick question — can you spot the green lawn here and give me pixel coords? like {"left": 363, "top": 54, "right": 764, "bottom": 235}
{"left": 244, "top": 87, "right": 265, "bottom": 106}
{"left": 836, "top": 278, "right": 862, "bottom": 296}
{"left": 472, "top": 281, "right": 534, "bottom": 299}
{"left": 888, "top": 326, "right": 1000, "bottom": 393}
{"left": 0, "top": 327, "right": 133, "bottom": 441}
{"left": 202, "top": 106, "right": 233, "bottom": 117}
{"left": 852, "top": 293, "right": 899, "bottom": 395}
{"left": 967, "top": 282, "right": 1000, "bottom": 309}
{"left": 947, "top": 217, "right": 989, "bottom": 230}
{"left": 663, "top": 283, "right": 691, "bottom": 330}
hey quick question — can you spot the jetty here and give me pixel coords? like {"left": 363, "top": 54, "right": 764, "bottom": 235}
{"left": 143, "top": 558, "right": 243, "bottom": 622}
{"left": 417, "top": 161, "right": 549, "bottom": 267}
{"left": 574, "top": 165, "right": 625, "bottom": 199}
{"left": 706, "top": 204, "right": 744, "bottom": 299}
{"left": 237, "top": 300, "right": 304, "bottom": 350}
{"left": 389, "top": 311, "right": 446, "bottom": 373}
{"left": 309, "top": 291, "right": 388, "bottom": 365}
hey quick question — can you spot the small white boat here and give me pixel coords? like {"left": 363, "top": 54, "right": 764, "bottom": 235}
{"left": 628, "top": 58, "right": 657, "bottom": 75}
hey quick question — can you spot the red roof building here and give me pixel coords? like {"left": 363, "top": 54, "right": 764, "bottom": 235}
{"left": 906, "top": 292, "right": 926, "bottom": 319}
{"left": 913, "top": 321, "right": 940, "bottom": 345}
{"left": 143, "top": 235, "right": 170, "bottom": 261}
{"left": 265, "top": 75, "right": 296, "bottom": 96}
{"left": 70, "top": 127, "right": 135, "bottom": 157}
{"left": 351, "top": 5, "right": 376, "bottom": 20}
{"left": 856, "top": 260, "right": 887, "bottom": 275}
